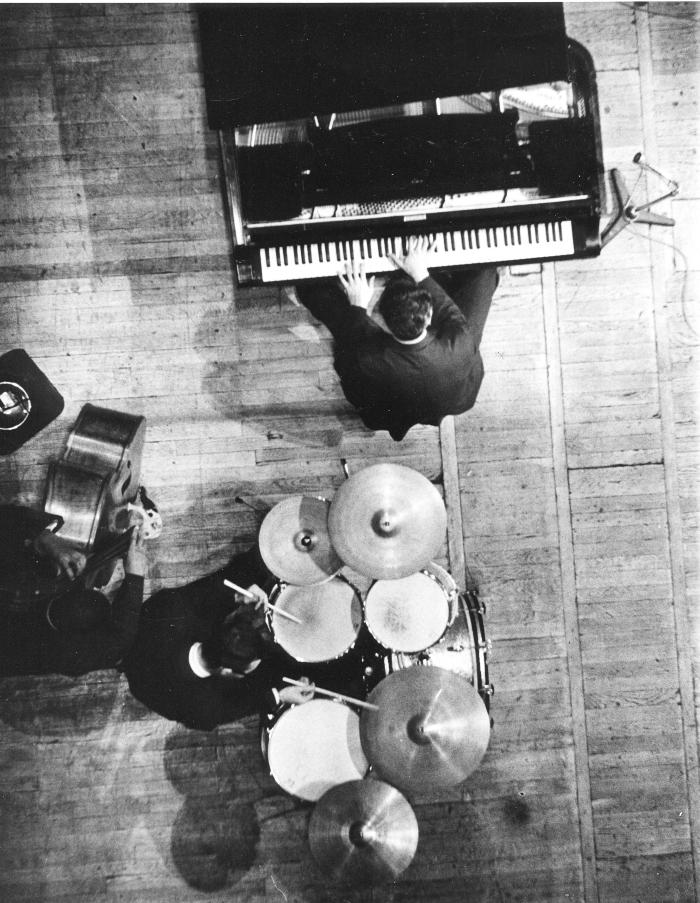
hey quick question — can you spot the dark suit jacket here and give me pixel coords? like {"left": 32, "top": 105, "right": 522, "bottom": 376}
{"left": 333, "top": 277, "right": 485, "bottom": 440}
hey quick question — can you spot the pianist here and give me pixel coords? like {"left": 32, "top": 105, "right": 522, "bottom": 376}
{"left": 296, "top": 236, "right": 499, "bottom": 441}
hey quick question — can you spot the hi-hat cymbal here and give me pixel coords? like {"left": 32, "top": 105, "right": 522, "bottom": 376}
{"left": 360, "top": 665, "right": 490, "bottom": 796}
{"left": 327, "top": 464, "right": 447, "bottom": 579}
{"left": 308, "top": 779, "right": 419, "bottom": 885}
{"left": 259, "top": 496, "right": 342, "bottom": 585}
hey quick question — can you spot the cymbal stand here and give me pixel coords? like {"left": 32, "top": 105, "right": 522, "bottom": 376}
{"left": 601, "top": 152, "right": 679, "bottom": 248}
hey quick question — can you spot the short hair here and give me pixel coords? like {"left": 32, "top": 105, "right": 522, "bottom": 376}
{"left": 378, "top": 274, "right": 433, "bottom": 340}
{"left": 201, "top": 610, "right": 267, "bottom": 674}
{"left": 47, "top": 588, "right": 111, "bottom": 633}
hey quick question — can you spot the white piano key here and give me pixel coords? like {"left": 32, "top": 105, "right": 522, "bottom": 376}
{"left": 258, "top": 220, "right": 575, "bottom": 282}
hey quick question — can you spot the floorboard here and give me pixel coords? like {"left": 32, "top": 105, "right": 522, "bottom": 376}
{"left": 0, "top": 3, "right": 697, "bottom": 902}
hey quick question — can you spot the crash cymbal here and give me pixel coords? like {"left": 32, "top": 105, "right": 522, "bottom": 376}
{"left": 327, "top": 464, "right": 447, "bottom": 579}
{"left": 308, "top": 779, "right": 419, "bottom": 885}
{"left": 360, "top": 665, "right": 490, "bottom": 796}
{"left": 259, "top": 496, "right": 342, "bottom": 585}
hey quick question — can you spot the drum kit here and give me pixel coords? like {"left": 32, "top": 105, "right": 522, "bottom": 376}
{"left": 253, "top": 462, "right": 493, "bottom": 886}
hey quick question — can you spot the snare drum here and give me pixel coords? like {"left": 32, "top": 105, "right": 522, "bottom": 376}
{"left": 267, "top": 576, "right": 362, "bottom": 663}
{"left": 364, "top": 562, "right": 458, "bottom": 654}
{"left": 263, "top": 699, "right": 368, "bottom": 801}
{"left": 382, "top": 589, "right": 492, "bottom": 708}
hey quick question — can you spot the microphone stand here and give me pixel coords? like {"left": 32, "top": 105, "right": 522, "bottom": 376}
{"left": 601, "top": 153, "right": 679, "bottom": 247}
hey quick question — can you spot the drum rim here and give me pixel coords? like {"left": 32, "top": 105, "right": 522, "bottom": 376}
{"left": 267, "top": 576, "right": 363, "bottom": 663}
{"left": 364, "top": 568, "right": 451, "bottom": 653}
{"left": 265, "top": 699, "right": 368, "bottom": 801}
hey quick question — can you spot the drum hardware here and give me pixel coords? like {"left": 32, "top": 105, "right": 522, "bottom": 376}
{"left": 463, "top": 588, "right": 486, "bottom": 615}
{"left": 264, "top": 698, "right": 369, "bottom": 802}
{"left": 308, "top": 779, "right": 419, "bottom": 885}
{"left": 327, "top": 463, "right": 447, "bottom": 579}
{"left": 259, "top": 495, "right": 342, "bottom": 585}
{"left": 0, "top": 382, "right": 31, "bottom": 431}
{"left": 235, "top": 495, "right": 268, "bottom": 513}
{"left": 267, "top": 576, "right": 362, "bottom": 663}
{"left": 359, "top": 665, "right": 491, "bottom": 796}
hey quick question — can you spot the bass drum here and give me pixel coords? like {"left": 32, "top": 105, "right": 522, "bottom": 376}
{"left": 262, "top": 699, "right": 369, "bottom": 801}
{"left": 380, "top": 589, "right": 492, "bottom": 710}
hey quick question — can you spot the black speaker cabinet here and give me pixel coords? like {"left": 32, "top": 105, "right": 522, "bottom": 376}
{"left": 0, "top": 349, "right": 65, "bottom": 455}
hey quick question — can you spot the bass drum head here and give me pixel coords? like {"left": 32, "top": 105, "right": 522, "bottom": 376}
{"left": 266, "top": 699, "right": 368, "bottom": 801}
{"left": 270, "top": 578, "right": 362, "bottom": 663}
{"left": 364, "top": 568, "right": 451, "bottom": 653}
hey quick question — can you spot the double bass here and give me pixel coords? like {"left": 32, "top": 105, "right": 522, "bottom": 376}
{"left": 44, "top": 403, "right": 147, "bottom": 552}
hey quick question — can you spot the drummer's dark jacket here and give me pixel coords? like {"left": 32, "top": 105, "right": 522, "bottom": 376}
{"left": 335, "top": 277, "right": 484, "bottom": 441}
{"left": 121, "top": 546, "right": 297, "bottom": 732}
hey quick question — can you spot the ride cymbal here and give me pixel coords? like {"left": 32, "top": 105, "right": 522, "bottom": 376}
{"left": 327, "top": 463, "right": 447, "bottom": 579}
{"left": 360, "top": 665, "right": 491, "bottom": 796}
{"left": 308, "top": 778, "right": 419, "bottom": 885}
{"left": 259, "top": 496, "right": 342, "bottom": 585}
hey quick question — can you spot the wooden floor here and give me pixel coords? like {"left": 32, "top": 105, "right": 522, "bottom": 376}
{"left": 0, "top": 4, "right": 698, "bottom": 901}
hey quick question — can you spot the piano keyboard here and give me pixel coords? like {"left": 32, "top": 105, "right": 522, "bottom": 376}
{"left": 258, "top": 220, "right": 574, "bottom": 282}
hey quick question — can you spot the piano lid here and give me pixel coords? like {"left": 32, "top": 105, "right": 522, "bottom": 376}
{"left": 199, "top": 3, "right": 568, "bottom": 129}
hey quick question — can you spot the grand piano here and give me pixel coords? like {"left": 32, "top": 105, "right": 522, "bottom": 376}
{"left": 199, "top": 3, "right": 605, "bottom": 286}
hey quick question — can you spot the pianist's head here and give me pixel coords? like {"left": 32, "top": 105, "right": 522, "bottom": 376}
{"left": 378, "top": 274, "right": 433, "bottom": 341}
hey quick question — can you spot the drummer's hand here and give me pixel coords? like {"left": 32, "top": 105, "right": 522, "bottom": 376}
{"left": 339, "top": 262, "right": 375, "bottom": 310}
{"left": 279, "top": 677, "right": 315, "bottom": 706}
{"left": 240, "top": 583, "right": 268, "bottom": 609}
{"left": 34, "top": 532, "right": 87, "bottom": 580}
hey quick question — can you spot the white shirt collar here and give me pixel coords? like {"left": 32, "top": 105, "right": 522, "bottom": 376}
{"left": 188, "top": 643, "right": 213, "bottom": 678}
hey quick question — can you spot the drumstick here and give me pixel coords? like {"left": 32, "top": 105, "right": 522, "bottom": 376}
{"left": 282, "top": 677, "right": 379, "bottom": 712}
{"left": 222, "top": 579, "right": 303, "bottom": 624}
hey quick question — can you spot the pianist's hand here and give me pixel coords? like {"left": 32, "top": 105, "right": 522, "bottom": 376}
{"left": 388, "top": 234, "right": 434, "bottom": 283}
{"left": 339, "top": 262, "right": 375, "bottom": 310}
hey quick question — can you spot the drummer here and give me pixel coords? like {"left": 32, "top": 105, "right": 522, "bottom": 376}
{"left": 121, "top": 545, "right": 316, "bottom": 731}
